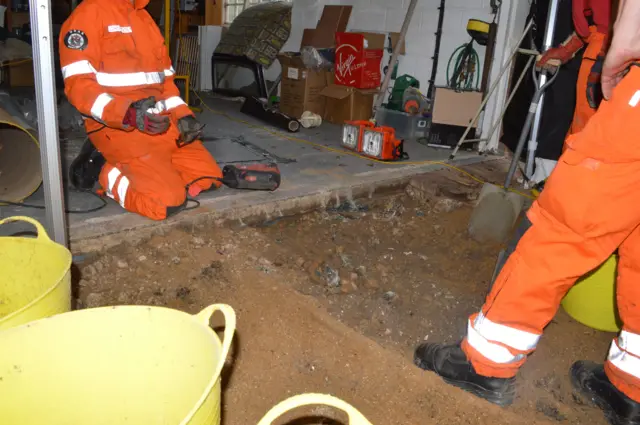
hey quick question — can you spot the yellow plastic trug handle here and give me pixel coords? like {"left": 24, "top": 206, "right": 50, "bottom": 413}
{"left": 257, "top": 393, "right": 374, "bottom": 425}
{"left": 0, "top": 215, "right": 51, "bottom": 242}
{"left": 195, "top": 303, "right": 237, "bottom": 381}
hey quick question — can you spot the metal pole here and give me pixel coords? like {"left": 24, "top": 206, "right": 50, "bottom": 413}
{"left": 454, "top": 51, "right": 538, "bottom": 150}
{"left": 505, "top": 67, "right": 559, "bottom": 189}
{"left": 29, "top": 0, "right": 67, "bottom": 245}
{"left": 372, "top": 0, "right": 419, "bottom": 117}
{"left": 525, "top": 0, "right": 560, "bottom": 177}
{"left": 449, "top": 19, "right": 534, "bottom": 159}
{"left": 164, "top": 0, "right": 171, "bottom": 47}
{"left": 428, "top": 0, "right": 446, "bottom": 101}
{"left": 479, "top": 56, "right": 536, "bottom": 150}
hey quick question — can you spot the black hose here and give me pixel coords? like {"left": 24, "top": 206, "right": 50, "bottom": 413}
{"left": 0, "top": 190, "right": 108, "bottom": 214}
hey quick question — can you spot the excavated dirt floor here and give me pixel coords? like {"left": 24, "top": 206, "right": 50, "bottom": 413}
{"left": 74, "top": 165, "right": 614, "bottom": 425}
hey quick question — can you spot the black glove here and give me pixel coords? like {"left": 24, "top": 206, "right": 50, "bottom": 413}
{"left": 123, "top": 97, "right": 170, "bottom": 135}
{"left": 586, "top": 56, "right": 604, "bottom": 109}
{"left": 176, "top": 115, "right": 205, "bottom": 147}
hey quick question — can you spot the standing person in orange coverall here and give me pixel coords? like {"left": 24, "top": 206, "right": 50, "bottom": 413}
{"left": 537, "top": 0, "right": 611, "bottom": 149}
{"left": 62, "top": 0, "right": 222, "bottom": 220}
{"left": 414, "top": 0, "right": 640, "bottom": 423}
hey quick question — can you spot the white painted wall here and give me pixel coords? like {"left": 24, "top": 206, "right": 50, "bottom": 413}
{"left": 480, "top": 0, "right": 531, "bottom": 152}
{"left": 233, "top": 0, "right": 496, "bottom": 93}
{"left": 282, "top": 0, "right": 495, "bottom": 89}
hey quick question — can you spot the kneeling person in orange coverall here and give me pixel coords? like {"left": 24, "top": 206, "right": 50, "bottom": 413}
{"left": 62, "top": 0, "right": 222, "bottom": 220}
{"left": 413, "top": 1, "right": 640, "bottom": 423}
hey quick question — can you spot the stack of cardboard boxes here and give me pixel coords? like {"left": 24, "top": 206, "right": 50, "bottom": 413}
{"left": 321, "top": 31, "right": 382, "bottom": 125}
{"left": 278, "top": 53, "right": 329, "bottom": 120}
{"left": 278, "top": 5, "right": 352, "bottom": 122}
{"left": 333, "top": 32, "right": 384, "bottom": 89}
{"left": 324, "top": 32, "right": 403, "bottom": 124}
{"left": 278, "top": 5, "right": 405, "bottom": 125}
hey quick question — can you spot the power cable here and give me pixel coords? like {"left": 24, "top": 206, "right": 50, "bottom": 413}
{"left": 192, "top": 91, "right": 535, "bottom": 200}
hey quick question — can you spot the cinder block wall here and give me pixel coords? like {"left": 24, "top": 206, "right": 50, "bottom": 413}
{"left": 282, "top": 0, "right": 495, "bottom": 89}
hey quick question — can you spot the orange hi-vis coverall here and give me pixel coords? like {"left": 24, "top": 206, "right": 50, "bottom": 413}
{"left": 59, "top": 0, "right": 222, "bottom": 220}
{"left": 567, "top": 0, "right": 611, "bottom": 139}
{"left": 461, "top": 65, "right": 640, "bottom": 403}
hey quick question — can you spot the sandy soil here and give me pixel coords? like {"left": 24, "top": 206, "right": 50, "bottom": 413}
{"left": 74, "top": 167, "right": 615, "bottom": 425}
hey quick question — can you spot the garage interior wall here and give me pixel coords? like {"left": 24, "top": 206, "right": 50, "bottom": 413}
{"left": 269, "top": 0, "right": 496, "bottom": 89}
{"left": 227, "top": 0, "right": 530, "bottom": 151}
{"left": 480, "top": 0, "right": 532, "bottom": 152}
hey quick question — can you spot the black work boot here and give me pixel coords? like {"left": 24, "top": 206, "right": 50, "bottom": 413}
{"left": 69, "top": 139, "right": 106, "bottom": 191}
{"left": 571, "top": 361, "right": 640, "bottom": 425}
{"left": 414, "top": 342, "right": 516, "bottom": 407}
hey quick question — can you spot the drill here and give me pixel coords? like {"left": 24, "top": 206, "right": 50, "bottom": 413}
{"left": 220, "top": 163, "right": 281, "bottom": 191}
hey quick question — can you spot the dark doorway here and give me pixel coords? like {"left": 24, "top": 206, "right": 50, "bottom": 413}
{"left": 501, "top": 0, "right": 581, "bottom": 161}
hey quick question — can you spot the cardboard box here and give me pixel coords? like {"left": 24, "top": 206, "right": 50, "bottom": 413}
{"left": 335, "top": 32, "right": 384, "bottom": 89}
{"left": 320, "top": 84, "right": 378, "bottom": 124}
{"left": 8, "top": 61, "right": 34, "bottom": 87}
{"left": 278, "top": 53, "right": 329, "bottom": 119}
{"left": 388, "top": 32, "right": 407, "bottom": 55}
{"left": 11, "top": 12, "right": 30, "bottom": 29}
{"left": 300, "top": 29, "right": 318, "bottom": 49}
{"left": 317, "top": 5, "right": 352, "bottom": 34}
{"left": 302, "top": 28, "right": 405, "bottom": 51}
{"left": 427, "top": 87, "right": 483, "bottom": 148}
{"left": 300, "top": 5, "right": 352, "bottom": 49}
{"left": 348, "top": 32, "right": 406, "bottom": 54}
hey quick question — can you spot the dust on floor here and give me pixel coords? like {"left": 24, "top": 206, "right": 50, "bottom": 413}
{"left": 75, "top": 166, "right": 614, "bottom": 425}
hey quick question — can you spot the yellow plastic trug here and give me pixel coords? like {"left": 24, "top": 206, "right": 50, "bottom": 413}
{"left": 0, "top": 303, "right": 236, "bottom": 425}
{"left": 258, "top": 393, "right": 374, "bottom": 425}
{"left": 0, "top": 216, "right": 71, "bottom": 330}
{"left": 0, "top": 301, "right": 376, "bottom": 425}
{"left": 561, "top": 255, "right": 621, "bottom": 333}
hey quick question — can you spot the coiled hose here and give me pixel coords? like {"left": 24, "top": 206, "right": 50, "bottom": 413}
{"left": 446, "top": 40, "right": 480, "bottom": 91}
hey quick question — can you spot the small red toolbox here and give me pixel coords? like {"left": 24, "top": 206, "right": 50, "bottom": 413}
{"left": 335, "top": 32, "right": 384, "bottom": 89}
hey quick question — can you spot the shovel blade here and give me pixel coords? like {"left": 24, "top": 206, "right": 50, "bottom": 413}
{"left": 468, "top": 184, "right": 527, "bottom": 244}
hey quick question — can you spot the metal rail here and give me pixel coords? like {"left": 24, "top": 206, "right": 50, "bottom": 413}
{"left": 29, "top": 0, "right": 67, "bottom": 245}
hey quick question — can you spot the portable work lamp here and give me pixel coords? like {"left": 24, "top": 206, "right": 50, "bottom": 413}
{"left": 341, "top": 122, "right": 405, "bottom": 161}
{"left": 362, "top": 126, "right": 405, "bottom": 160}
{"left": 362, "top": 129, "right": 384, "bottom": 157}
{"left": 342, "top": 120, "right": 374, "bottom": 151}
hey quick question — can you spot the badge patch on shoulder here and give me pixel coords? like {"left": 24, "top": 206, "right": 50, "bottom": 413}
{"left": 64, "top": 30, "right": 88, "bottom": 50}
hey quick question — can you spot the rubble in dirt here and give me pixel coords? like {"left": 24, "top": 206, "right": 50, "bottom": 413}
{"left": 72, "top": 168, "right": 612, "bottom": 425}
{"left": 251, "top": 187, "right": 493, "bottom": 349}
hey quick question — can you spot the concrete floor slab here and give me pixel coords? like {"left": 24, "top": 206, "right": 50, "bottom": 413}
{"left": 0, "top": 96, "right": 491, "bottom": 242}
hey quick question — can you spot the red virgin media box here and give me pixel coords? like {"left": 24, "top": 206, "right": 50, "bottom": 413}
{"left": 335, "top": 32, "right": 384, "bottom": 89}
